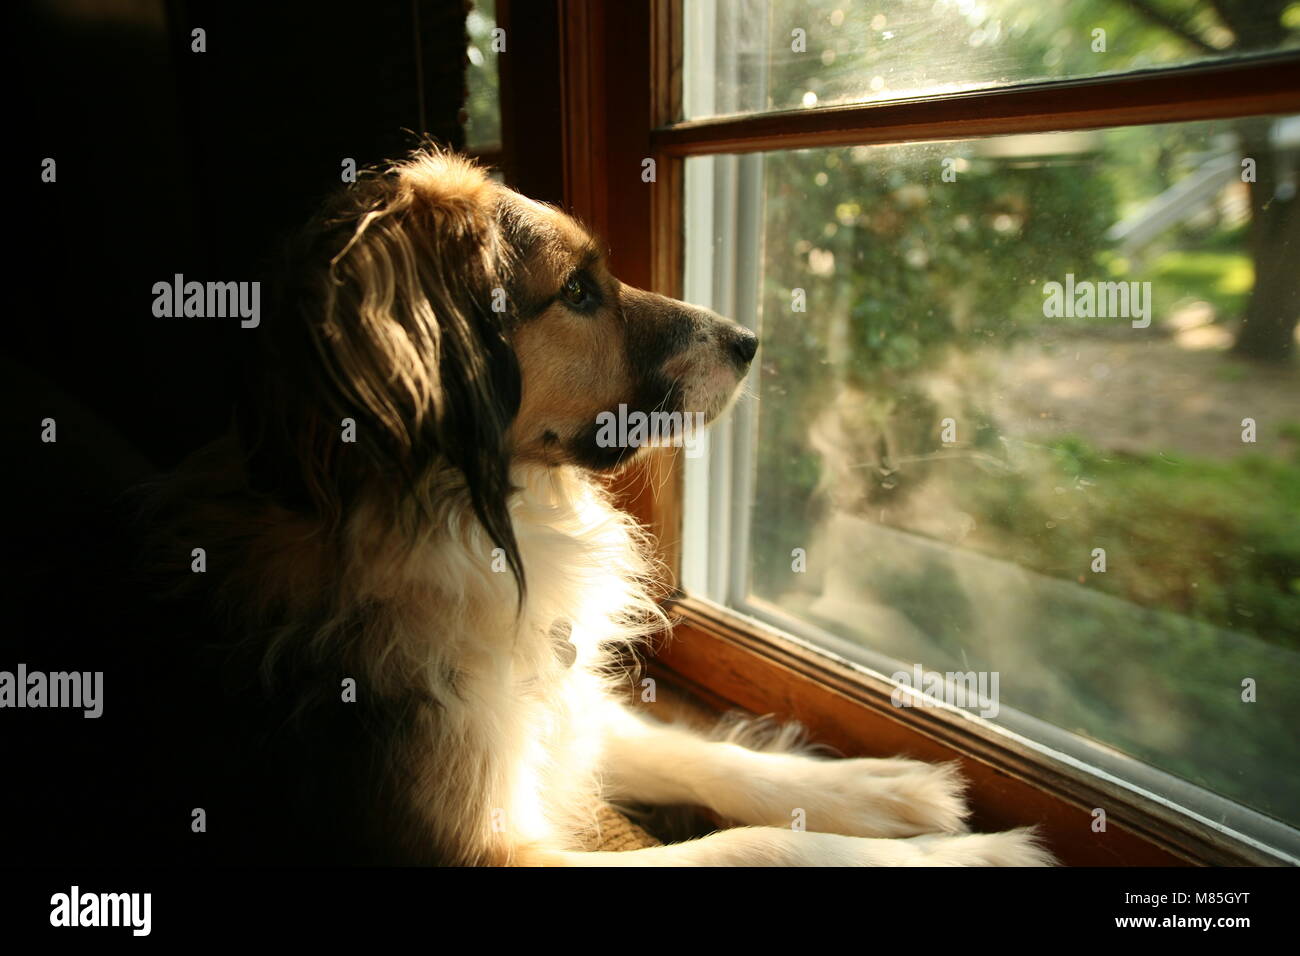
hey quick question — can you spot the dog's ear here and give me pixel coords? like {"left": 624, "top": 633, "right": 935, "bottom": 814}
{"left": 239, "top": 152, "right": 524, "bottom": 587}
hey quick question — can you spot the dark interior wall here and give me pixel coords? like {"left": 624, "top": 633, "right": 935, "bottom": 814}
{"left": 0, "top": 0, "right": 475, "bottom": 862}
{"left": 8, "top": 0, "right": 469, "bottom": 472}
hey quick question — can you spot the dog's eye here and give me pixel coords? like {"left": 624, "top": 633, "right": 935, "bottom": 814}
{"left": 561, "top": 274, "right": 593, "bottom": 309}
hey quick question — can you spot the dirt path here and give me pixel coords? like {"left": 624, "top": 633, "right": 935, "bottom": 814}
{"left": 979, "top": 328, "right": 1300, "bottom": 460}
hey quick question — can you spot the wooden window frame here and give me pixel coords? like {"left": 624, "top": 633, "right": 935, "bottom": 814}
{"left": 529, "top": 0, "right": 1300, "bottom": 866}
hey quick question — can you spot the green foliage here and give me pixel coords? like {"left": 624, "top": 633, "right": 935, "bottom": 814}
{"left": 960, "top": 437, "right": 1300, "bottom": 649}
{"left": 764, "top": 144, "right": 1115, "bottom": 389}
{"left": 752, "top": 0, "right": 1295, "bottom": 112}
{"left": 465, "top": 0, "right": 501, "bottom": 149}
{"left": 1141, "top": 248, "right": 1254, "bottom": 320}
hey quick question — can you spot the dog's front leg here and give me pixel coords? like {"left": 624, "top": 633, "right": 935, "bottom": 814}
{"left": 600, "top": 705, "right": 971, "bottom": 839}
{"left": 521, "top": 826, "right": 1052, "bottom": 866}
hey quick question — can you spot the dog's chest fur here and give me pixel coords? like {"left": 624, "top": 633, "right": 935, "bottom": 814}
{"left": 393, "top": 465, "right": 663, "bottom": 860}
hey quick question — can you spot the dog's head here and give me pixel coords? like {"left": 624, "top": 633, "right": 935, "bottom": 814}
{"left": 496, "top": 189, "right": 757, "bottom": 469}
{"left": 241, "top": 149, "right": 756, "bottom": 582}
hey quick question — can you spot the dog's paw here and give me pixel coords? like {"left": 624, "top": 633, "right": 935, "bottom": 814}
{"left": 905, "top": 827, "right": 1058, "bottom": 867}
{"left": 789, "top": 756, "right": 971, "bottom": 838}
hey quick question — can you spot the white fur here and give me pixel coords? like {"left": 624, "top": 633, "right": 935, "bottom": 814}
{"left": 442, "top": 463, "right": 1056, "bottom": 866}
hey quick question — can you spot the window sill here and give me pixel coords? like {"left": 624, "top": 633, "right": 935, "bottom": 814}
{"left": 648, "top": 594, "right": 1298, "bottom": 867}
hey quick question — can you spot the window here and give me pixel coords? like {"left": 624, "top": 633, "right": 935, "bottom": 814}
{"left": 673, "top": 0, "right": 1300, "bottom": 861}
{"left": 465, "top": 0, "right": 502, "bottom": 153}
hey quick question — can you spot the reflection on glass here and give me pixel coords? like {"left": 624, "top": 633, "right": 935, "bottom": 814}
{"left": 684, "top": 0, "right": 1300, "bottom": 118}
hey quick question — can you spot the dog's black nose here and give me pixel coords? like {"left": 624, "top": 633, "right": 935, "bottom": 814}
{"left": 730, "top": 328, "right": 759, "bottom": 365}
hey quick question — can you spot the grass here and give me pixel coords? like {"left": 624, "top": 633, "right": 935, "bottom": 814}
{"left": 955, "top": 434, "right": 1300, "bottom": 650}
{"left": 1102, "top": 224, "right": 1254, "bottom": 324}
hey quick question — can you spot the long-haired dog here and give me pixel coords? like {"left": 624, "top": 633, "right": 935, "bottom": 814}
{"left": 133, "top": 149, "right": 1052, "bottom": 866}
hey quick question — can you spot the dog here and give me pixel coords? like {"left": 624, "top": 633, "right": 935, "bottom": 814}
{"left": 127, "top": 148, "right": 1053, "bottom": 866}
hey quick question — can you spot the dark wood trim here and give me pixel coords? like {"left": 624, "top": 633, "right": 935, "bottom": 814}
{"left": 654, "top": 53, "right": 1300, "bottom": 156}
{"left": 652, "top": 0, "right": 682, "bottom": 128}
{"left": 556, "top": 0, "right": 670, "bottom": 543}
{"left": 649, "top": 0, "right": 683, "bottom": 300}
{"left": 557, "top": 0, "right": 605, "bottom": 234}
{"left": 557, "top": 0, "right": 653, "bottom": 283}
{"left": 633, "top": 0, "right": 687, "bottom": 582}
{"left": 496, "top": 0, "right": 566, "bottom": 204}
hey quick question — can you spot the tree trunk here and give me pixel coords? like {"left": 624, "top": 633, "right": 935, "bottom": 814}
{"left": 1231, "top": 119, "right": 1299, "bottom": 362}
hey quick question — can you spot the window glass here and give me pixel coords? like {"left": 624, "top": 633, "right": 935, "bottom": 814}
{"left": 683, "top": 0, "right": 1300, "bottom": 119}
{"left": 683, "top": 114, "right": 1300, "bottom": 830}
{"left": 465, "top": 0, "right": 501, "bottom": 150}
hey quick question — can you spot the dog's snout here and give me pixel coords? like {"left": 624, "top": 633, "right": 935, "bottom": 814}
{"left": 729, "top": 327, "right": 759, "bottom": 366}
